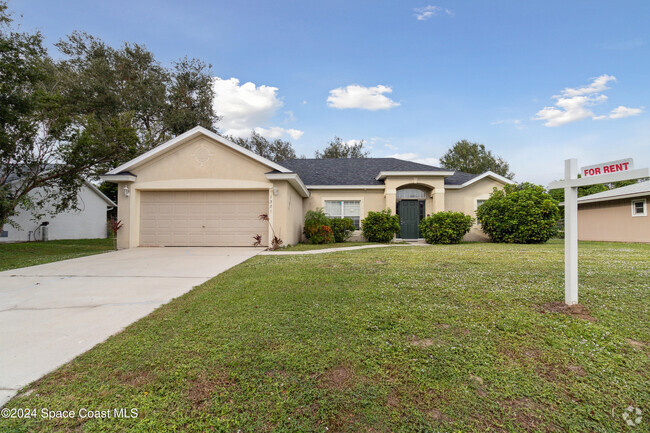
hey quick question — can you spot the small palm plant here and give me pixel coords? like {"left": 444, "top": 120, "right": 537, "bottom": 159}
{"left": 254, "top": 214, "right": 283, "bottom": 250}
{"left": 108, "top": 217, "right": 123, "bottom": 250}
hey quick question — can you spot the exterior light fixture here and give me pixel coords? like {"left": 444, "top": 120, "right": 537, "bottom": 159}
{"left": 123, "top": 185, "right": 130, "bottom": 197}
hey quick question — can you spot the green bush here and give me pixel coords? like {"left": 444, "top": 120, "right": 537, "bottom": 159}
{"left": 303, "top": 208, "right": 334, "bottom": 244}
{"left": 329, "top": 217, "right": 355, "bottom": 243}
{"left": 476, "top": 182, "right": 560, "bottom": 244}
{"left": 419, "top": 211, "right": 473, "bottom": 244}
{"left": 361, "top": 209, "right": 400, "bottom": 242}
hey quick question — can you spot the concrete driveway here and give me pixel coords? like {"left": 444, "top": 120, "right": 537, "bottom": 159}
{"left": 0, "top": 247, "right": 263, "bottom": 406}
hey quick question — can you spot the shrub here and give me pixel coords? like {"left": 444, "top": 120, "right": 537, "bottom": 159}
{"left": 361, "top": 209, "right": 400, "bottom": 242}
{"left": 303, "top": 208, "right": 334, "bottom": 244}
{"left": 476, "top": 182, "right": 560, "bottom": 244}
{"left": 329, "top": 217, "right": 356, "bottom": 243}
{"left": 419, "top": 211, "right": 473, "bottom": 244}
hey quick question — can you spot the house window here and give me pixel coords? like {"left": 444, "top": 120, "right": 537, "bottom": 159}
{"left": 325, "top": 200, "right": 361, "bottom": 229}
{"left": 396, "top": 188, "right": 426, "bottom": 200}
{"left": 0, "top": 230, "right": 7, "bottom": 238}
{"left": 476, "top": 199, "right": 487, "bottom": 208}
{"left": 631, "top": 199, "right": 647, "bottom": 217}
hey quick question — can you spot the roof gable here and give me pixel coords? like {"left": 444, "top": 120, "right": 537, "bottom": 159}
{"left": 106, "top": 126, "right": 291, "bottom": 175}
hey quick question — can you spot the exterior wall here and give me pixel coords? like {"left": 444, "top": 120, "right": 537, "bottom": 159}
{"left": 303, "top": 188, "right": 385, "bottom": 240}
{"left": 270, "top": 180, "right": 304, "bottom": 246}
{"left": 445, "top": 179, "right": 503, "bottom": 241}
{"left": 578, "top": 195, "right": 650, "bottom": 242}
{"left": 384, "top": 177, "right": 446, "bottom": 215}
{"left": 0, "top": 185, "right": 110, "bottom": 243}
{"left": 116, "top": 135, "right": 275, "bottom": 248}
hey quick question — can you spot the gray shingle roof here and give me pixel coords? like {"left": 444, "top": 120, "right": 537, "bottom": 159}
{"left": 276, "top": 158, "right": 475, "bottom": 186}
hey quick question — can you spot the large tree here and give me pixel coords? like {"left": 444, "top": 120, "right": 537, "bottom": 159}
{"left": 440, "top": 140, "right": 513, "bottom": 179}
{"left": 315, "top": 136, "right": 369, "bottom": 159}
{"left": 228, "top": 131, "right": 297, "bottom": 162}
{"left": 1, "top": 5, "right": 219, "bottom": 230}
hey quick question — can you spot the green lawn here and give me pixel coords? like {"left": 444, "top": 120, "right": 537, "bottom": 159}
{"left": 0, "top": 238, "right": 114, "bottom": 271}
{"left": 3, "top": 241, "right": 648, "bottom": 432}
{"left": 278, "top": 241, "right": 379, "bottom": 251}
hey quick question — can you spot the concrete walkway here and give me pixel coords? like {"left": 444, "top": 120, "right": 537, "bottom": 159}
{"left": 0, "top": 246, "right": 263, "bottom": 407}
{"left": 259, "top": 242, "right": 429, "bottom": 255}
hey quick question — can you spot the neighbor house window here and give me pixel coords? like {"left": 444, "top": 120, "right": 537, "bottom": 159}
{"left": 631, "top": 199, "right": 647, "bottom": 217}
{"left": 325, "top": 200, "right": 361, "bottom": 229}
{"left": 476, "top": 199, "right": 487, "bottom": 208}
{"left": 0, "top": 230, "right": 7, "bottom": 238}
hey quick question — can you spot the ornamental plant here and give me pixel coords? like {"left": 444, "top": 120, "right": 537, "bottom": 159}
{"left": 361, "top": 209, "right": 400, "bottom": 242}
{"left": 328, "top": 217, "right": 355, "bottom": 243}
{"left": 419, "top": 211, "right": 473, "bottom": 244}
{"left": 303, "top": 208, "right": 334, "bottom": 244}
{"left": 476, "top": 182, "right": 560, "bottom": 244}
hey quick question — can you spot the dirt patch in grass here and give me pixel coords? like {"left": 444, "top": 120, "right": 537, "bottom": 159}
{"left": 114, "top": 369, "right": 155, "bottom": 388}
{"left": 187, "top": 371, "right": 237, "bottom": 409}
{"left": 501, "top": 397, "right": 549, "bottom": 432}
{"left": 317, "top": 366, "right": 357, "bottom": 390}
{"left": 541, "top": 302, "right": 596, "bottom": 322}
{"left": 409, "top": 336, "right": 439, "bottom": 347}
{"left": 627, "top": 338, "right": 646, "bottom": 349}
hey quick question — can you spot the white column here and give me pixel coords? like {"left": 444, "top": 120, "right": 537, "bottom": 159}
{"left": 564, "top": 159, "right": 578, "bottom": 305}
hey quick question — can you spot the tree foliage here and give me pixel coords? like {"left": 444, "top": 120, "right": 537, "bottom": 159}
{"left": 549, "top": 178, "right": 648, "bottom": 203}
{"left": 440, "top": 140, "right": 513, "bottom": 179}
{"left": 0, "top": 4, "right": 218, "bottom": 231}
{"left": 228, "top": 131, "right": 297, "bottom": 162}
{"left": 315, "top": 136, "right": 369, "bottom": 159}
{"left": 476, "top": 183, "right": 560, "bottom": 244}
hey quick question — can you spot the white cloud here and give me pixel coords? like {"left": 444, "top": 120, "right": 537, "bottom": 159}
{"left": 414, "top": 5, "right": 441, "bottom": 20}
{"left": 607, "top": 105, "right": 644, "bottom": 119}
{"left": 491, "top": 119, "right": 524, "bottom": 129}
{"left": 387, "top": 152, "right": 440, "bottom": 167}
{"left": 327, "top": 84, "right": 400, "bottom": 111}
{"left": 534, "top": 75, "right": 643, "bottom": 127}
{"left": 414, "top": 5, "right": 453, "bottom": 20}
{"left": 212, "top": 77, "right": 304, "bottom": 140}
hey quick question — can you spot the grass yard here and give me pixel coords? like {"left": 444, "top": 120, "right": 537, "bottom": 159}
{"left": 3, "top": 241, "right": 648, "bottom": 432}
{"left": 279, "top": 241, "right": 378, "bottom": 252}
{"left": 0, "top": 238, "right": 114, "bottom": 271}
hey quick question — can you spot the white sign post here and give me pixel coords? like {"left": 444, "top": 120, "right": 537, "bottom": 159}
{"left": 549, "top": 158, "right": 649, "bottom": 305}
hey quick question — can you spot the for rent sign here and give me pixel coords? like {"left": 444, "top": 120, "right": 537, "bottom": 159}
{"left": 581, "top": 158, "right": 634, "bottom": 177}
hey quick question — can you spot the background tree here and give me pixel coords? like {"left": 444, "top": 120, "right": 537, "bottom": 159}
{"left": 315, "top": 136, "right": 369, "bottom": 159}
{"left": 440, "top": 140, "right": 513, "bottom": 179}
{"left": 548, "top": 178, "right": 647, "bottom": 203}
{"left": 1, "top": 4, "right": 219, "bottom": 229}
{"left": 228, "top": 131, "right": 297, "bottom": 162}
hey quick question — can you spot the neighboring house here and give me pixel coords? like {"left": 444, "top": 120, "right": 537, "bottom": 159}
{"left": 0, "top": 182, "right": 116, "bottom": 243}
{"left": 101, "top": 126, "right": 513, "bottom": 248}
{"left": 576, "top": 181, "right": 649, "bottom": 243}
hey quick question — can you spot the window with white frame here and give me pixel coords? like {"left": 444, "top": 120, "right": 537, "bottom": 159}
{"left": 631, "top": 198, "right": 647, "bottom": 217}
{"left": 324, "top": 200, "right": 361, "bottom": 229}
{"left": 476, "top": 199, "right": 487, "bottom": 208}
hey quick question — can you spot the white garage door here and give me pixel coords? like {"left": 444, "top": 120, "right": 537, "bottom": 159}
{"left": 139, "top": 190, "right": 268, "bottom": 246}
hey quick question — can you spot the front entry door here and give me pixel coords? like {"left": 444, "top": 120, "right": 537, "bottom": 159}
{"left": 399, "top": 200, "right": 421, "bottom": 239}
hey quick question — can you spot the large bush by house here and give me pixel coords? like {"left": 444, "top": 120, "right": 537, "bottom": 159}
{"left": 361, "top": 209, "right": 400, "bottom": 242}
{"left": 329, "top": 217, "right": 355, "bottom": 243}
{"left": 476, "top": 183, "right": 560, "bottom": 244}
{"left": 419, "top": 211, "right": 473, "bottom": 244}
{"left": 303, "top": 209, "right": 334, "bottom": 244}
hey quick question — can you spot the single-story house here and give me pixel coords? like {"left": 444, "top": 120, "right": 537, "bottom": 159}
{"left": 576, "top": 180, "right": 649, "bottom": 243}
{"left": 0, "top": 181, "right": 116, "bottom": 243}
{"left": 101, "top": 126, "right": 513, "bottom": 248}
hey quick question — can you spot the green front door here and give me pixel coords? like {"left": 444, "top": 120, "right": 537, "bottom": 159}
{"left": 399, "top": 200, "right": 420, "bottom": 239}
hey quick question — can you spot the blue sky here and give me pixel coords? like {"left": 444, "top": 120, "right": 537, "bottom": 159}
{"left": 13, "top": 0, "right": 650, "bottom": 184}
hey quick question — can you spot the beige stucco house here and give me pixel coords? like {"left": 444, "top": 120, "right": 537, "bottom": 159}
{"left": 101, "top": 126, "right": 513, "bottom": 248}
{"left": 576, "top": 181, "right": 649, "bottom": 243}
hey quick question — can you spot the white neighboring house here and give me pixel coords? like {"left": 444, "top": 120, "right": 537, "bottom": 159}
{"left": 0, "top": 182, "right": 116, "bottom": 243}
